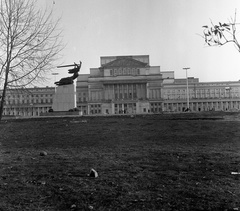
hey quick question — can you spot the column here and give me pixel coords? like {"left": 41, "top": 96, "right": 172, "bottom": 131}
{"left": 132, "top": 84, "right": 134, "bottom": 99}
{"left": 106, "top": 85, "right": 109, "bottom": 100}
{"left": 104, "top": 85, "right": 106, "bottom": 100}
{"left": 88, "top": 90, "right": 91, "bottom": 102}
{"left": 136, "top": 84, "right": 139, "bottom": 99}
{"left": 111, "top": 84, "right": 114, "bottom": 99}
{"left": 117, "top": 84, "right": 119, "bottom": 99}
{"left": 87, "top": 105, "right": 90, "bottom": 115}
{"left": 120, "top": 84, "right": 123, "bottom": 99}
{"left": 111, "top": 102, "right": 114, "bottom": 114}
{"left": 113, "top": 84, "right": 116, "bottom": 100}
{"left": 146, "top": 83, "right": 149, "bottom": 99}
{"left": 128, "top": 84, "right": 131, "bottom": 99}
{"left": 138, "top": 84, "right": 141, "bottom": 99}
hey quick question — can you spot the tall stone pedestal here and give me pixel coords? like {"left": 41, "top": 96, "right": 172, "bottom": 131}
{"left": 52, "top": 84, "right": 76, "bottom": 111}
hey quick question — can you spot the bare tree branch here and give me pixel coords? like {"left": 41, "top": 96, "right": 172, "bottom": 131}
{"left": 0, "top": 0, "right": 64, "bottom": 120}
{"left": 202, "top": 10, "right": 240, "bottom": 52}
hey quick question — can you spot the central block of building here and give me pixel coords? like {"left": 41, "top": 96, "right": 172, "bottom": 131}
{"left": 52, "top": 84, "right": 76, "bottom": 111}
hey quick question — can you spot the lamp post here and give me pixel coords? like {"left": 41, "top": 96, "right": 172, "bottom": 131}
{"left": 52, "top": 73, "right": 59, "bottom": 85}
{"left": 183, "top": 67, "right": 190, "bottom": 111}
{"left": 52, "top": 73, "right": 59, "bottom": 91}
{"left": 30, "top": 103, "right": 33, "bottom": 116}
{"left": 225, "top": 86, "right": 232, "bottom": 110}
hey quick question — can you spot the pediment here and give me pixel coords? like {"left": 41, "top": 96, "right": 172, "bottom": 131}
{"left": 101, "top": 57, "right": 148, "bottom": 68}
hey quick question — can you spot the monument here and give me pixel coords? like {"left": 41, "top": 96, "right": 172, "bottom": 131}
{"left": 52, "top": 61, "right": 82, "bottom": 112}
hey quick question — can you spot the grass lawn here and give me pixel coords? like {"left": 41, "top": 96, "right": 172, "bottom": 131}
{"left": 0, "top": 113, "right": 240, "bottom": 210}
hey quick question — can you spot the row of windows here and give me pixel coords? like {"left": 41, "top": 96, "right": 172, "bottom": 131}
{"left": 89, "top": 104, "right": 101, "bottom": 114}
{"left": 114, "top": 103, "right": 136, "bottom": 114}
{"left": 110, "top": 68, "right": 140, "bottom": 76}
{"left": 78, "top": 92, "right": 87, "bottom": 97}
{"left": 164, "top": 93, "right": 239, "bottom": 100}
{"left": 5, "top": 94, "right": 53, "bottom": 99}
{"left": 198, "top": 83, "right": 238, "bottom": 86}
{"left": 163, "top": 102, "right": 240, "bottom": 112}
{"left": 90, "top": 104, "right": 101, "bottom": 108}
{"left": 78, "top": 97, "right": 87, "bottom": 102}
{"left": 3, "top": 107, "right": 51, "bottom": 116}
{"left": 164, "top": 88, "right": 240, "bottom": 94}
{"left": 78, "top": 92, "right": 88, "bottom": 102}
{"left": 5, "top": 99, "right": 53, "bottom": 105}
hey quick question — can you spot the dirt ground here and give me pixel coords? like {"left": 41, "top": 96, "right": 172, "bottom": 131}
{"left": 0, "top": 113, "right": 240, "bottom": 210}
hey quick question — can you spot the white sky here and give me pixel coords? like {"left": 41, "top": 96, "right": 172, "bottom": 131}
{"left": 40, "top": 0, "right": 240, "bottom": 86}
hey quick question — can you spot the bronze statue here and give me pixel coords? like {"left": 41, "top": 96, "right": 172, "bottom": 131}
{"left": 55, "top": 61, "right": 82, "bottom": 86}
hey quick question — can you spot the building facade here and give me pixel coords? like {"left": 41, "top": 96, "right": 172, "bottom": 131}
{"left": 77, "top": 55, "right": 163, "bottom": 115}
{"left": 1, "top": 55, "right": 240, "bottom": 117}
{"left": 2, "top": 87, "right": 54, "bottom": 116}
{"left": 162, "top": 78, "right": 240, "bottom": 112}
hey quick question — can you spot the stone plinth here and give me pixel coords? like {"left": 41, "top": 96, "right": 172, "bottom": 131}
{"left": 52, "top": 84, "right": 76, "bottom": 111}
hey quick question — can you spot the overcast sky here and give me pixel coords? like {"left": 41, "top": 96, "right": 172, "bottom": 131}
{"left": 41, "top": 0, "right": 240, "bottom": 86}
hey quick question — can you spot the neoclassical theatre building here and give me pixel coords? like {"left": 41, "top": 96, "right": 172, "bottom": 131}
{"left": 2, "top": 55, "right": 240, "bottom": 116}
{"left": 77, "top": 55, "right": 163, "bottom": 115}
{"left": 77, "top": 55, "right": 240, "bottom": 114}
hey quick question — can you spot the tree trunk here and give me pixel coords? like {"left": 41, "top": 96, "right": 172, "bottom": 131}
{"left": 0, "top": 66, "right": 9, "bottom": 121}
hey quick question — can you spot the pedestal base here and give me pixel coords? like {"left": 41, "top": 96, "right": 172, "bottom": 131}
{"left": 52, "top": 84, "right": 76, "bottom": 111}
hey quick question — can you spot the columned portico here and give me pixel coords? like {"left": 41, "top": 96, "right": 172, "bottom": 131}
{"left": 77, "top": 55, "right": 163, "bottom": 115}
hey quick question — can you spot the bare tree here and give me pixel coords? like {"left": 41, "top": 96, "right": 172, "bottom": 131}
{"left": 202, "top": 11, "right": 240, "bottom": 52}
{"left": 0, "top": 0, "right": 63, "bottom": 120}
